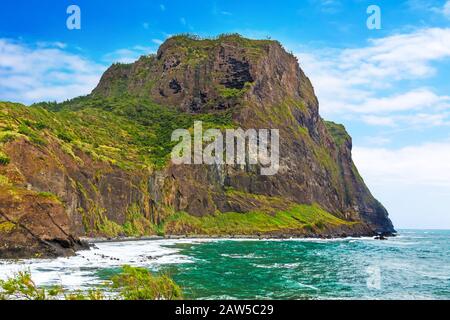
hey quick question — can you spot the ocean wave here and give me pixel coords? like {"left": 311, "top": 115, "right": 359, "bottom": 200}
{"left": 296, "top": 282, "right": 320, "bottom": 291}
{"left": 1, "top": 232, "right": 448, "bottom": 299}
{"left": 252, "top": 263, "right": 300, "bottom": 269}
{"left": 220, "top": 253, "right": 264, "bottom": 259}
{"left": 0, "top": 238, "right": 208, "bottom": 289}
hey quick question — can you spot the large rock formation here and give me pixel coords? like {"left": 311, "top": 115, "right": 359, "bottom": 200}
{"left": 0, "top": 35, "right": 394, "bottom": 258}
{"left": 92, "top": 35, "right": 394, "bottom": 233}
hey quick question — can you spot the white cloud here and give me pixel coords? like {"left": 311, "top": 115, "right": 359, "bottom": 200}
{"left": 298, "top": 51, "right": 371, "bottom": 113}
{"left": 298, "top": 28, "right": 450, "bottom": 101}
{"left": 152, "top": 39, "right": 164, "bottom": 45}
{"left": 0, "top": 39, "right": 106, "bottom": 105}
{"left": 361, "top": 115, "right": 396, "bottom": 127}
{"left": 36, "top": 41, "right": 67, "bottom": 49}
{"left": 347, "top": 89, "right": 450, "bottom": 114}
{"left": 402, "top": 112, "right": 450, "bottom": 126}
{"left": 363, "top": 136, "right": 391, "bottom": 146}
{"left": 361, "top": 112, "right": 450, "bottom": 128}
{"left": 296, "top": 28, "right": 450, "bottom": 128}
{"left": 353, "top": 142, "right": 450, "bottom": 187}
{"left": 298, "top": 27, "right": 450, "bottom": 228}
{"left": 354, "top": 141, "right": 450, "bottom": 228}
{"left": 341, "top": 28, "right": 450, "bottom": 82}
{"left": 103, "top": 45, "right": 154, "bottom": 64}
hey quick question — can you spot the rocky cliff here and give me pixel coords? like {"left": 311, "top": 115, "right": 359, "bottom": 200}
{"left": 0, "top": 34, "right": 394, "bottom": 258}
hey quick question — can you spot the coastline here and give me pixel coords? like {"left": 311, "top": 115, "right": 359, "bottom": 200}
{"left": 0, "top": 226, "right": 393, "bottom": 260}
{"left": 1, "top": 230, "right": 447, "bottom": 300}
{"left": 81, "top": 231, "right": 395, "bottom": 245}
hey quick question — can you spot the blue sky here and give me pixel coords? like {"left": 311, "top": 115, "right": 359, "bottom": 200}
{"left": 1, "top": 0, "right": 450, "bottom": 228}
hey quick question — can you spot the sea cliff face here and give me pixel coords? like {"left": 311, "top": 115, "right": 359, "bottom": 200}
{"left": 0, "top": 35, "right": 394, "bottom": 258}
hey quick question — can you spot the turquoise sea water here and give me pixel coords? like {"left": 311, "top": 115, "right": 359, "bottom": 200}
{"left": 0, "top": 230, "right": 449, "bottom": 299}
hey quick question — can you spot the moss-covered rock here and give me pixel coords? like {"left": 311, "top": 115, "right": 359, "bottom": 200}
{"left": 325, "top": 121, "right": 350, "bottom": 147}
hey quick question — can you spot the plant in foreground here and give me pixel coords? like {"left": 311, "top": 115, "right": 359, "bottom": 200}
{"left": 0, "top": 265, "right": 182, "bottom": 300}
{"left": 111, "top": 265, "right": 183, "bottom": 300}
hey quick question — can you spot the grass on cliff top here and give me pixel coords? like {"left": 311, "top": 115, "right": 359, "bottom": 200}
{"left": 167, "top": 33, "right": 278, "bottom": 50}
{"left": 161, "top": 33, "right": 281, "bottom": 66}
{"left": 0, "top": 96, "right": 233, "bottom": 170}
{"left": 324, "top": 121, "right": 350, "bottom": 148}
{"left": 163, "top": 203, "right": 353, "bottom": 236}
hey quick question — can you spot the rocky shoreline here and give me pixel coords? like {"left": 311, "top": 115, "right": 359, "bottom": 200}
{"left": 1, "top": 229, "right": 395, "bottom": 260}
{"left": 83, "top": 231, "right": 395, "bottom": 245}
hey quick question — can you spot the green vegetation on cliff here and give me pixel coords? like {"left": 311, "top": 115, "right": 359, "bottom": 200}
{"left": 162, "top": 33, "right": 277, "bottom": 63}
{"left": 77, "top": 193, "right": 352, "bottom": 238}
{"left": 80, "top": 203, "right": 161, "bottom": 238}
{"left": 163, "top": 192, "right": 355, "bottom": 236}
{"left": 325, "top": 121, "right": 350, "bottom": 147}
{"left": 0, "top": 151, "right": 10, "bottom": 166}
{"left": 0, "top": 97, "right": 232, "bottom": 170}
{"left": 0, "top": 99, "right": 359, "bottom": 240}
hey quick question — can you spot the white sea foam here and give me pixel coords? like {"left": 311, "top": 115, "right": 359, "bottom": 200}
{"left": 1, "top": 232, "right": 447, "bottom": 300}
{"left": 220, "top": 253, "right": 264, "bottom": 259}
{"left": 0, "top": 238, "right": 215, "bottom": 289}
{"left": 209, "top": 236, "right": 379, "bottom": 244}
{"left": 251, "top": 262, "right": 300, "bottom": 269}
{"left": 296, "top": 282, "right": 320, "bottom": 291}
{"left": 0, "top": 236, "right": 380, "bottom": 289}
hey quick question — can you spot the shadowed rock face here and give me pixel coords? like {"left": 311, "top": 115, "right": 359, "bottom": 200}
{"left": 0, "top": 187, "right": 89, "bottom": 259}
{"left": 0, "top": 35, "right": 394, "bottom": 258}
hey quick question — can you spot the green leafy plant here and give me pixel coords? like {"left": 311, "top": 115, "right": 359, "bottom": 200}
{"left": 18, "top": 124, "right": 46, "bottom": 146}
{"left": 57, "top": 131, "right": 74, "bottom": 143}
{"left": 0, "top": 266, "right": 182, "bottom": 300}
{"left": 64, "top": 289, "right": 104, "bottom": 300}
{"left": 0, "top": 271, "right": 62, "bottom": 300}
{"left": 111, "top": 265, "right": 183, "bottom": 300}
{"left": 0, "top": 151, "right": 10, "bottom": 166}
{"left": 324, "top": 121, "right": 349, "bottom": 147}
